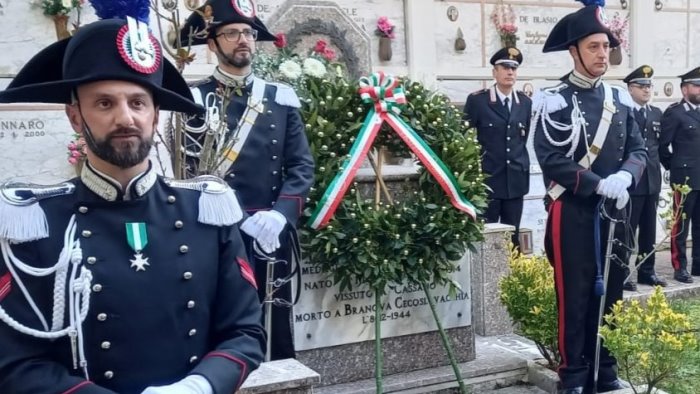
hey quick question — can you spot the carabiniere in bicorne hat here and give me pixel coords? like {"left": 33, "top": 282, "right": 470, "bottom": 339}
{"left": 177, "top": 0, "right": 276, "bottom": 47}
{"left": 542, "top": 0, "right": 620, "bottom": 53}
{"left": 623, "top": 65, "right": 654, "bottom": 86}
{"left": 0, "top": 1, "right": 202, "bottom": 115}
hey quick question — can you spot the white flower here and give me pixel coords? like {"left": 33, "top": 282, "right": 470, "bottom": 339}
{"left": 62, "top": 0, "right": 73, "bottom": 8}
{"left": 303, "top": 58, "right": 327, "bottom": 78}
{"left": 279, "top": 60, "right": 302, "bottom": 80}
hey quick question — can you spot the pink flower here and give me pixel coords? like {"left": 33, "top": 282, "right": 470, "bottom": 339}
{"left": 314, "top": 40, "right": 327, "bottom": 54}
{"left": 375, "top": 16, "right": 395, "bottom": 39}
{"left": 500, "top": 23, "right": 517, "bottom": 34}
{"left": 322, "top": 48, "right": 336, "bottom": 61}
{"left": 68, "top": 157, "right": 78, "bottom": 165}
{"left": 71, "top": 150, "right": 82, "bottom": 158}
{"left": 273, "top": 33, "right": 287, "bottom": 49}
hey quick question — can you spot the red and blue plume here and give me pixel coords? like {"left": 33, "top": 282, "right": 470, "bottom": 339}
{"left": 89, "top": 0, "right": 150, "bottom": 23}
{"left": 575, "top": 0, "right": 606, "bottom": 5}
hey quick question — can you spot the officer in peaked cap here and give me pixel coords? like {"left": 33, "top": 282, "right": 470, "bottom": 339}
{"left": 659, "top": 66, "right": 700, "bottom": 284}
{"left": 0, "top": 5, "right": 265, "bottom": 393}
{"left": 622, "top": 65, "right": 667, "bottom": 290}
{"left": 533, "top": 3, "right": 647, "bottom": 394}
{"left": 179, "top": 0, "right": 314, "bottom": 361}
{"left": 463, "top": 46, "right": 531, "bottom": 250}
{"left": 490, "top": 46, "right": 524, "bottom": 68}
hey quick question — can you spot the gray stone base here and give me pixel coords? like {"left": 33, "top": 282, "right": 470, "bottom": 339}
{"left": 526, "top": 361, "right": 668, "bottom": 394}
{"left": 240, "top": 359, "right": 320, "bottom": 394}
{"left": 316, "top": 337, "right": 526, "bottom": 393}
{"left": 297, "top": 326, "right": 475, "bottom": 386}
{"left": 472, "top": 223, "right": 515, "bottom": 336}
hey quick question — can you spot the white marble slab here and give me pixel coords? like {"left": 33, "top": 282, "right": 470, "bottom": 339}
{"left": 651, "top": 10, "right": 688, "bottom": 69}
{"left": 293, "top": 253, "right": 471, "bottom": 350}
{"left": 0, "top": 107, "right": 76, "bottom": 183}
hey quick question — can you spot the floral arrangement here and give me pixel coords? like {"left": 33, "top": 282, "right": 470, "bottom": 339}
{"left": 607, "top": 12, "right": 630, "bottom": 53}
{"left": 491, "top": 4, "right": 518, "bottom": 48}
{"left": 34, "top": 0, "right": 84, "bottom": 16}
{"left": 375, "top": 16, "right": 395, "bottom": 39}
{"left": 67, "top": 133, "right": 87, "bottom": 166}
{"left": 254, "top": 36, "right": 336, "bottom": 91}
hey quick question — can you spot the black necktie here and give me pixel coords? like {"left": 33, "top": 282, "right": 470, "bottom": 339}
{"left": 504, "top": 97, "right": 510, "bottom": 114}
{"left": 640, "top": 107, "right": 646, "bottom": 118}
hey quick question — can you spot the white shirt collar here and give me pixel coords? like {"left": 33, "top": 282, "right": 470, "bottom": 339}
{"left": 494, "top": 87, "right": 512, "bottom": 105}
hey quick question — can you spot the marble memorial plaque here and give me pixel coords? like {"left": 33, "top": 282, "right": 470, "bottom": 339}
{"left": 293, "top": 254, "right": 471, "bottom": 350}
{"left": 0, "top": 106, "right": 75, "bottom": 183}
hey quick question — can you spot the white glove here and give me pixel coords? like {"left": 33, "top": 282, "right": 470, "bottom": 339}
{"left": 240, "top": 215, "right": 263, "bottom": 239}
{"left": 141, "top": 375, "right": 213, "bottom": 394}
{"left": 243, "top": 210, "right": 287, "bottom": 254}
{"left": 597, "top": 171, "right": 632, "bottom": 200}
{"left": 615, "top": 189, "right": 630, "bottom": 210}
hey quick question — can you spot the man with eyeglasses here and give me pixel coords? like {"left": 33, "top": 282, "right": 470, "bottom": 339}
{"left": 659, "top": 66, "right": 700, "bottom": 283}
{"left": 463, "top": 47, "right": 531, "bottom": 250}
{"left": 178, "top": 0, "right": 314, "bottom": 361}
{"left": 620, "top": 65, "right": 667, "bottom": 289}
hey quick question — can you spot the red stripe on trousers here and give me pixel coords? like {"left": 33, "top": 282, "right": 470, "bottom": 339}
{"left": 549, "top": 199, "right": 568, "bottom": 368}
{"left": 671, "top": 190, "right": 681, "bottom": 270}
{"left": 61, "top": 381, "right": 92, "bottom": 394}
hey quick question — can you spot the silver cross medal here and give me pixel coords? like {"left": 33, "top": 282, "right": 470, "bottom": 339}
{"left": 130, "top": 252, "right": 150, "bottom": 272}
{"left": 126, "top": 222, "right": 150, "bottom": 272}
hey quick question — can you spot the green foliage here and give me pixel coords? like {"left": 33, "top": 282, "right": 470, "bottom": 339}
{"left": 600, "top": 287, "right": 699, "bottom": 394}
{"left": 660, "top": 299, "right": 700, "bottom": 394}
{"left": 36, "top": 0, "right": 83, "bottom": 16}
{"left": 499, "top": 244, "right": 560, "bottom": 369}
{"left": 659, "top": 182, "right": 692, "bottom": 232}
{"left": 303, "top": 77, "right": 487, "bottom": 294}
{"left": 255, "top": 44, "right": 487, "bottom": 295}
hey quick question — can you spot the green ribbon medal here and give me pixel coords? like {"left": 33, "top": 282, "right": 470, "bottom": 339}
{"left": 126, "top": 222, "right": 150, "bottom": 272}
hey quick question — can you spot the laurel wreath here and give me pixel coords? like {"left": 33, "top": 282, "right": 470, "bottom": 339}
{"left": 287, "top": 64, "right": 488, "bottom": 294}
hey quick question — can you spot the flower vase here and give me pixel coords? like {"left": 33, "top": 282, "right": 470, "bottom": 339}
{"left": 378, "top": 37, "right": 392, "bottom": 62}
{"left": 53, "top": 14, "right": 71, "bottom": 41}
{"left": 609, "top": 46, "right": 623, "bottom": 66}
{"left": 500, "top": 35, "right": 517, "bottom": 48}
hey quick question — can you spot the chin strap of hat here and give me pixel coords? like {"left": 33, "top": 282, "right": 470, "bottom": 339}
{"left": 574, "top": 42, "right": 609, "bottom": 80}
{"left": 70, "top": 91, "right": 101, "bottom": 158}
{"left": 212, "top": 38, "right": 252, "bottom": 72}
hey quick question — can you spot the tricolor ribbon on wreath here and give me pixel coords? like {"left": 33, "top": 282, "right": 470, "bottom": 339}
{"left": 308, "top": 72, "right": 478, "bottom": 230}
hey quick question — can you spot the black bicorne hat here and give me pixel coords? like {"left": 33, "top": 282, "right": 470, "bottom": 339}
{"left": 542, "top": 5, "right": 620, "bottom": 53}
{"left": 679, "top": 67, "right": 700, "bottom": 86}
{"left": 490, "top": 47, "right": 523, "bottom": 68}
{"left": 0, "top": 18, "right": 203, "bottom": 115}
{"left": 623, "top": 65, "right": 654, "bottom": 85}
{"left": 177, "top": 0, "right": 275, "bottom": 47}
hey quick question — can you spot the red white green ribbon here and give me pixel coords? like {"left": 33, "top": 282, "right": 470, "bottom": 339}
{"left": 308, "top": 72, "right": 477, "bottom": 230}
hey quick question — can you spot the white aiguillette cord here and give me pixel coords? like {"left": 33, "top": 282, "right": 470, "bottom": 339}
{"left": 0, "top": 214, "right": 92, "bottom": 379}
